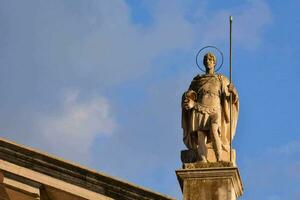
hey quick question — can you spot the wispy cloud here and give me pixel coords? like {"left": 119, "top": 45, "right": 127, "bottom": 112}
{"left": 268, "top": 140, "right": 300, "bottom": 155}
{"left": 186, "top": 0, "right": 272, "bottom": 49}
{"left": 240, "top": 139, "right": 300, "bottom": 199}
{"left": 234, "top": 0, "right": 272, "bottom": 49}
{"left": 36, "top": 89, "right": 115, "bottom": 163}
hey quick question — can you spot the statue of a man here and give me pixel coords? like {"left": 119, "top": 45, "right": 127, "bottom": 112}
{"left": 182, "top": 52, "right": 239, "bottom": 162}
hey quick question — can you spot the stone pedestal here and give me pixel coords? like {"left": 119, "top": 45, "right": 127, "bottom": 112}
{"left": 176, "top": 167, "right": 243, "bottom": 200}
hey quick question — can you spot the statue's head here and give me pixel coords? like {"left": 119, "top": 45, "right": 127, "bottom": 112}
{"left": 203, "top": 52, "right": 216, "bottom": 71}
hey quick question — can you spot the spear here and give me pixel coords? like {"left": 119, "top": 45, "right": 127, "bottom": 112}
{"left": 229, "top": 16, "right": 233, "bottom": 162}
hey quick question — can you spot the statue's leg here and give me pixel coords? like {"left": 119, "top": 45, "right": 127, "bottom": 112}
{"left": 197, "top": 130, "right": 207, "bottom": 162}
{"left": 211, "top": 123, "right": 222, "bottom": 161}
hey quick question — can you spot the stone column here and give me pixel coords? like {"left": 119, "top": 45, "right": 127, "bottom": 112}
{"left": 176, "top": 167, "right": 243, "bottom": 200}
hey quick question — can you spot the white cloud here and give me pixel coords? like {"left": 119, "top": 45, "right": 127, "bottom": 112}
{"left": 234, "top": 0, "right": 272, "bottom": 49}
{"left": 63, "top": 0, "right": 272, "bottom": 91}
{"left": 36, "top": 89, "right": 115, "bottom": 163}
{"left": 65, "top": 0, "right": 195, "bottom": 87}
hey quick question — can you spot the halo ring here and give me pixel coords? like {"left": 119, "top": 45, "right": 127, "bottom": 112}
{"left": 196, "top": 46, "right": 224, "bottom": 72}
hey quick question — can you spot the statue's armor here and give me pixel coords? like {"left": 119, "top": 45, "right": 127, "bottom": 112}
{"left": 196, "top": 75, "right": 221, "bottom": 110}
{"left": 189, "top": 74, "right": 222, "bottom": 131}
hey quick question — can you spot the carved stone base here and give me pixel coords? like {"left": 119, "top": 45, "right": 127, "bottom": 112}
{"left": 176, "top": 167, "right": 243, "bottom": 200}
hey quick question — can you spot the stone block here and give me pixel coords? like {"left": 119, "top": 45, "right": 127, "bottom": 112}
{"left": 176, "top": 167, "right": 243, "bottom": 200}
{"left": 181, "top": 149, "right": 199, "bottom": 163}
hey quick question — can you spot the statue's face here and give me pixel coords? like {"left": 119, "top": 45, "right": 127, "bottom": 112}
{"left": 204, "top": 55, "right": 216, "bottom": 70}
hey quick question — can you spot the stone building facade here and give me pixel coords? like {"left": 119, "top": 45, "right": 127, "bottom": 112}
{"left": 0, "top": 138, "right": 174, "bottom": 200}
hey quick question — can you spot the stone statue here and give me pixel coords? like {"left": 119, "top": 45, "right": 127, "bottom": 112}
{"left": 181, "top": 52, "right": 239, "bottom": 163}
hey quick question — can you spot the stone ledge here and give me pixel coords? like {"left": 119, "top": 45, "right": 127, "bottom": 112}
{"left": 183, "top": 161, "right": 234, "bottom": 169}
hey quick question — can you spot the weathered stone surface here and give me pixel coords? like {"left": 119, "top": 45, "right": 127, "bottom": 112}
{"left": 184, "top": 178, "right": 231, "bottom": 200}
{"left": 176, "top": 167, "right": 243, "bottom": 200}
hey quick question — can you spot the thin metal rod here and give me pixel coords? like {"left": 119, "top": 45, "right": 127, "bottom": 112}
{"left": 229, "top": 16, "right": 233, "bottom": 163}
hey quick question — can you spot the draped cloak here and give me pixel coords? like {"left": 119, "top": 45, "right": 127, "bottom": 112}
{"left": 181, "top": 74, "right": 239, "bottom": 150}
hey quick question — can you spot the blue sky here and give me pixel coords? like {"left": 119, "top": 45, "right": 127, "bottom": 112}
{"left": 0, "top": 0, "right": 300, "bottom": 199}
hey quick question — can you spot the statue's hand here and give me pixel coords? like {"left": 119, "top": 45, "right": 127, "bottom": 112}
{"left": 227, "top": 83, "right": 238, "bottom": 103}
{"left": 228, "top": 83, "right": 236, "bottom": 94}
{"left": 183, "top": 98, "right": 196, "bottom": 110}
